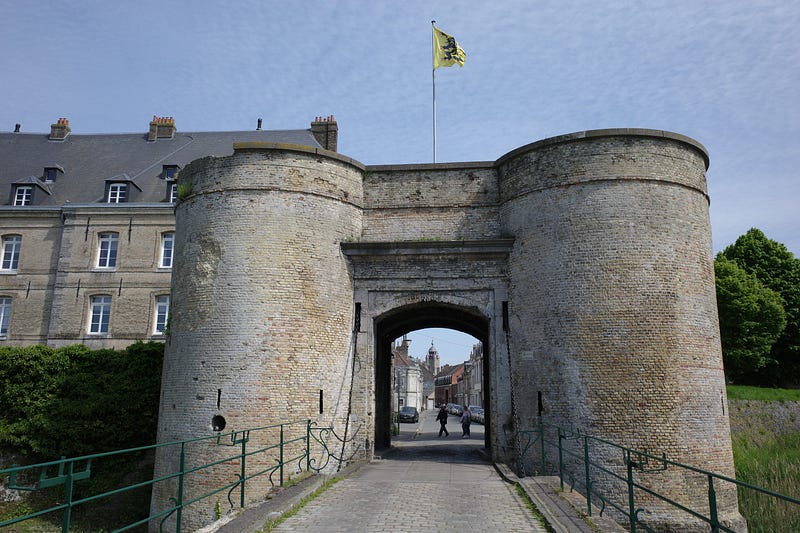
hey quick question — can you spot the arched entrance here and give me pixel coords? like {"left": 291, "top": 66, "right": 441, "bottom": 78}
{"left": 373, "top": 303, "right": 491, "bottom": 450}
{"left": 342, "top": 239, "right": 514, "bottom": 462}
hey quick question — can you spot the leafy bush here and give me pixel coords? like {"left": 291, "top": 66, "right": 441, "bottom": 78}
{"left": 0, "top": 342, "right": 163, "bottom": 459}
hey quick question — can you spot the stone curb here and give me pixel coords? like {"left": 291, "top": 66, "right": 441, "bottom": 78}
{"left": 493, "top": 463, "right": 627, "bottom": 533}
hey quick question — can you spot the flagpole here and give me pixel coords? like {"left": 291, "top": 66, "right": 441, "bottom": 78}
{"left": 431, "top": 20, "right": 437, "bottom": 164}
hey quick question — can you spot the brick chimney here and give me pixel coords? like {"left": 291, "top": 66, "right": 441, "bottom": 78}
{"left": 310, "top": 115, "right": 338, "bottom": 152}
{"left": 49, "top": 117, "right": 71, "bottom": 140}
{"left": 148, "top": 116, "right": 176, "bottom": 141}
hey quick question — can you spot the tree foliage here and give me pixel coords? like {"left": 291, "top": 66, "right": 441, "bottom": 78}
{"left": 0, "top": 342, "right": 163, "bottom": 459}
{"left": 718, "top": 229, "right": 800, "bottom": 385}
{"left": 715, "top": 256, "right": 786, "bottom": 382}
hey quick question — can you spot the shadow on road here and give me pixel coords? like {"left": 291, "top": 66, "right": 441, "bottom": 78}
{"left": 384, "top": 410, "right": 488, "bottom": 463}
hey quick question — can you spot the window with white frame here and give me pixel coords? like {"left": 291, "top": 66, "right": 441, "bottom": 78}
{"left": 13, "top": 186, "right": 32, "bottom": 206}
{"left": 154, "top": 295, "right": 170, "bottom": 334}
{"left": 0, "top": 297, "right": 10, "bottom": 336}
{"left": 168, "top": 182, "right": 178, "bottom": 203}
{"left": 97, "top": 233, "right": 118, "bottom": 268}
{"left": 89, "top": 295, "right": 111, "bottom": 334}
{"left": 107, "top": 183, "right": 128, "bottom": 203}
{"left": 160, "top": 233, "right": 174, "bottom": 268}
{"left": 1, "top": 236, "right": 21, "bottom": 271}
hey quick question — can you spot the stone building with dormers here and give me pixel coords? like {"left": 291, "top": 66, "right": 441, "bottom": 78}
{"left": 0, "top": 115, "right": 337, "bottom": 348}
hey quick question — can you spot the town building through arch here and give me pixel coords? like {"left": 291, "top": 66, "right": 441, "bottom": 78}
{"left": 373, "top": 303, "right": 491, "bottom": 450}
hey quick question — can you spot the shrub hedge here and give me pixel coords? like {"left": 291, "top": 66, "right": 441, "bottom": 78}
{"left": 0, "top": 342, "right": 163, "bottom": 460}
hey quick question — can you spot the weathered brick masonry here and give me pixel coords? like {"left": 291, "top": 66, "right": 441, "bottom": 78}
{"left": 153, "top": 130, "right": 744, "bottom": 531}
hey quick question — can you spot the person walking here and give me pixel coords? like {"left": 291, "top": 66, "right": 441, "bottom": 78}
{"left": 461, "top": 405, "right": 471, "bottom": 438}
{"left": 436, "top": 405, "right": 449, "bottom": 437}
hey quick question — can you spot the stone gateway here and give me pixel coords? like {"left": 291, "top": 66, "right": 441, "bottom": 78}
{"left": 152, "top": 129, "right": 744, "bottom": 531}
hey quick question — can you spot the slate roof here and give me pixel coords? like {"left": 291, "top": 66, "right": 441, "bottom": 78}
{"left": 393, "top": 351, "right": 418, "bottom": 368}
{"left": 0, "top": 128, "right": 322, "bottom": 206}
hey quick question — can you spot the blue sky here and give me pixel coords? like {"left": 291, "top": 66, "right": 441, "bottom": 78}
{"left": 404, "top": 328, "right": 479, "bottom": 367}
{"left": 2, "top": 1, "right": 797, "bottom": 365}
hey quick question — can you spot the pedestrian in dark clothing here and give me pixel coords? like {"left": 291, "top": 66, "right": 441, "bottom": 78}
{"left": 436, "top": 405, "right": 449, "bottom": 437}
{"left": 461, "top": 406, "right": 471, "bottom": 438}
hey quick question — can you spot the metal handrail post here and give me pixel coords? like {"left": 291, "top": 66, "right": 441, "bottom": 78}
{"left": 558, "top": 428, "right": 565, "bottom": 491}
{"left": 176, "top": 442, "right": 185, "bottom": 532}
{"left": 626, "top": 452, "right": 636, "bottom": 533}
{"left": 539, "top": 419, "right": 546, "bottom": 474}
{"left": 61, "top": 461, "right": 74, "bottom": 533}
{"left": 279, "top": 424, "right": 285, "bottom": 486}
{"left": 240, "top": 434, "right": 247, "bottom": 508}
{"left": 584, "top": 435, "right": 592, "bottom": 516}
{"left": 306, "top": 420, "right": 311, "bottom": 471}
{"left": 708, "top": 474, "right": 719, "bottom": 533}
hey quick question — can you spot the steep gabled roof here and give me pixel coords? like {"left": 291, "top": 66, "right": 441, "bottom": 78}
{"left": 393, "top": 350, "right": 417, "bottom": 368}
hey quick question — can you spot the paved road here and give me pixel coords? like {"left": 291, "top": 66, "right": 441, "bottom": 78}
{"left": 271, "top": 410, "right": 549, "bottom": 533}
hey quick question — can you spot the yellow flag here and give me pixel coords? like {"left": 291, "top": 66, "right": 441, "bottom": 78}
{"left": 433, "top": 26, "right": 466, "bottom": 69}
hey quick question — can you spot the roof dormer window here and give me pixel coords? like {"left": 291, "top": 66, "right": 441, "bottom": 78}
{"left": 107, "top": 182, "right": 128, "bottom": 203}
{"left": 13, "top": 186, "right": 32, "bottom": 206}
{"left": 162, "top": 165, "right": 179, "bottom": 180}
{"left": 43, "top": 166, "right": 64, "bottom": 183}
{"left": 10, "top": 177, "right": 52, "bottom": 206}
{"left": 103, "top": 174, "right": 141, "bottom": 204}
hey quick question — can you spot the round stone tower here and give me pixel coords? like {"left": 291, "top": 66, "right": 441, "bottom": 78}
{"left": 150, "top": 129, "right": 745, "bottom": 531}
{"left": 498, "top": 130, "right": 743, "bottom": 530}
{"left": 151, "top": 143, "right": 364, "bottom": 531}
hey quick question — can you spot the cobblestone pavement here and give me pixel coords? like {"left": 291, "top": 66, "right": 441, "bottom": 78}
{"left": 271, "top": 411, "right": 549, "bottom": 533}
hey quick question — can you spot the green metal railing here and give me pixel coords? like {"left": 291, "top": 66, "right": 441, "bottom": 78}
{"left": 0, "top": 419, "right": 354, "bottom": 532}
{"left": 518, "top": 421, "right": 800, "bottom": 532}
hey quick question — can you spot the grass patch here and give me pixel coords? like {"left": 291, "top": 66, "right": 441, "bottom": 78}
{"left": 727, "top": 385, "right": 800, "bottom": 401}
{"left": 512, "top": 483, "right": 554, "bottom": 532}
{"left": 733, "top": 426, "right": 800, "bottom": 531}
{"left": 258, "top": 476, "right": 341, "bottom": 532}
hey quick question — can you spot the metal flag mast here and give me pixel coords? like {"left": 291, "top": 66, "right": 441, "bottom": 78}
{"left": 431, "top": 20, "right": 437, "bottom": 164}
{"left": 431, "top": 21, "right": 466, "bottom": 164}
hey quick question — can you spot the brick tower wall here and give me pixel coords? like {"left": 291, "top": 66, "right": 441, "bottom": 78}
{"left": 151, "top": 144, "right": 364, "bottom": 531}
{"left": 498, "top": 130, "right": 744, "bottom": 530}
{"left": 149, "top": 129, "right": 745, "bottom": 531}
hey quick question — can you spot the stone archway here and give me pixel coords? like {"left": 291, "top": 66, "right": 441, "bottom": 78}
{"left": 342, "top": 239, "right": 515, "bottom": 461}
{"left": 372, "top": 302, "right": 491, "bottom": 450}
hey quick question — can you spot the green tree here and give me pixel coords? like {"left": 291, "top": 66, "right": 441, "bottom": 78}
{"left": 720, "top": 228, "right": 800, "bottom": 385}
{"left": 714, "top": 256, "right": 786, "bottom": 382}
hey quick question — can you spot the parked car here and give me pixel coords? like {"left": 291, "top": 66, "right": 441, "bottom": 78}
{"left": 470, "top": 407, "right": 485, "bottom": 425}
{"left": 397, "top": 406, "right": 419, "bottom": 423}
{"left": 448, "top": 403, "right": 463, "bottom": 416}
